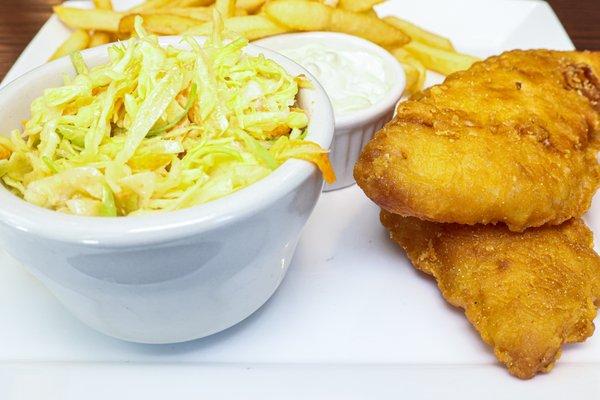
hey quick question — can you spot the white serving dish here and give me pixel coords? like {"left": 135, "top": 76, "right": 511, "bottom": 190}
{"left": 0, "top": 36, "right": 334, "bottom": 344}
{"left": 255, "top": 32, "right": 405, "bottom": 191}
{"left": 1, "top": 1, "right": 598, "bottom": 399}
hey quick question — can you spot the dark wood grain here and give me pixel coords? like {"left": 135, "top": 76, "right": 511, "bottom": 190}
{"left": 0, "top": 0, "right": 61, "bottom": 80}
{"left": 548, "top": 0, "right": 600, "bottom": 51}
{"left": 0, "top": 0, "right": 598, "bottom": 80}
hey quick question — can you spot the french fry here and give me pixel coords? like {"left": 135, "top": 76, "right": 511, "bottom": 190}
{"left": 400, "top": 62, "right": 420, "bottom": 94}
{"left": 49, "top": 29, "right": 90, "bottom": 61}
{"left": 235, "top": 8, "right": 249, "bottom": 16}
{"left": 264, "top": 0, "right": 331, "bottom": 30}
{"left": 93, "top": 0, "right": 114, "bottom": 11}
{"left": 384, "top": 16, "right": 454, "bottom": 51}
{"left": 236, "top": 0, "right": 267, "bottom": 13}
{"left": 186, "top": 15, "right": 288, "bottom": 40}
{"left": 319, "top": 0, "right": 339, "bottom": 7}
{"left": 89, "top": 1, "right": 114, "bottom": 52}
{"left": 362, "top": 9, "right": 378, "bottom": 18}
{"left": 53, "top": 6, "right": 123, "bottom": 32}
{"left": 338, "top": 0, "right": 384, "bottom": 13}
{"left": 90, "top": 0, "right": 114, "bottom": 51}
{"left": 404, "top": 41, "right": 479, "bottom": 75}
{"left": 330, "top": 8, "right": 410, "bottom": 47}
{"left": 264, "top": 1, "right": 409, "bottom": 48}
{"left": 89, "top": 31, "right": 113, "bottom": 48}
{"left": 119, "top": 13, "right": 203, "bottom": 35}
{"left": 390, "top": 47, "right": 426, "bottom": 94}
{"left": 144, "top": 7, "right": 213, "bottom": 21}
{"left": 171, "top": 0, "right": 216, "bottom": 6}
{"left": 215, "top": 0, "right": 236, "bottom": 18}
{"left": 129, "top": 0, "right": 178, "bottom": 12}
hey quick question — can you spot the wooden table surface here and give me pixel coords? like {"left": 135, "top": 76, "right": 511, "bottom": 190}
{"left": 0, "top": 0, "right": 599, "bottom": 80}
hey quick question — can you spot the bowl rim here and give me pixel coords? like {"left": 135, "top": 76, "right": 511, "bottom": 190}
{"left": 253, "top": 31, "right": 406, "bottom": 130}
{"left": 0, "top": 36, "right": 335, "bottom": 247}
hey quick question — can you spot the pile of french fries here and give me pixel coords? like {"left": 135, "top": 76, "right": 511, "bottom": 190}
{"left": 51, "top": 0, "right": 479, "bottom": 94}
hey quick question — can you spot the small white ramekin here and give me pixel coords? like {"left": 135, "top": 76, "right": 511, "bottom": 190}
{"left": 255, "top": 32, "right": 405, "bottom": 190}
{"left": 0, "top": 36, "right": 334, "bottom": 344}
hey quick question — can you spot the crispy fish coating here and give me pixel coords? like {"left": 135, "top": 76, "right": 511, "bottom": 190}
{"left": 380, "top": 211, "right": 600, "bottom": 379}
{"left": 356, "top": 50, "right": 600, "bottom": 231}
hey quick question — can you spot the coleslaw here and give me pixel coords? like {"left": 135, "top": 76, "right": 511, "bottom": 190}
{"left": 0, "top": 16, "right": 335, "bottom": 217}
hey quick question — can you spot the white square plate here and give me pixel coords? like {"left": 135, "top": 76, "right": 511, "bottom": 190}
{"left": 1, "top": 1, "right": 599, "bottom": 399}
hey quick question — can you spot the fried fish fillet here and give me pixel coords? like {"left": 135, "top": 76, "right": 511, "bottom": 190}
{"left": 356, "top": 50, "right": 600, "bottom": 232}
{"left": 380, "top": 211, "right": 600, "bottom": 379}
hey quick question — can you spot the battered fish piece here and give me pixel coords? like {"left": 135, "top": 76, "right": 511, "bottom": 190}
{"left": 381, "top": 211, "right": 600, "bottom": 379}
{"left": 356, "top": 50, "right": 600, "bottom": 231}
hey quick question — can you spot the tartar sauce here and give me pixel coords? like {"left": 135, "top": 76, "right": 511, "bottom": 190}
{"left": 280, "top": 44, "right": 391, "bottom": 116}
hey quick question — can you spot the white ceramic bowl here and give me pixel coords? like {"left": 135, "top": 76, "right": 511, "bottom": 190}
{"left": 0, "top": 37, "right": 334, "bottom": 344}
{"left": 255, "top": 32, "right": 405, "bottom": 190}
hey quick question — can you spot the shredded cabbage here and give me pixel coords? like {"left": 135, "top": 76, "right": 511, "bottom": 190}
{"left": 0, "top": 16, "right": 335, "bottom": 217}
